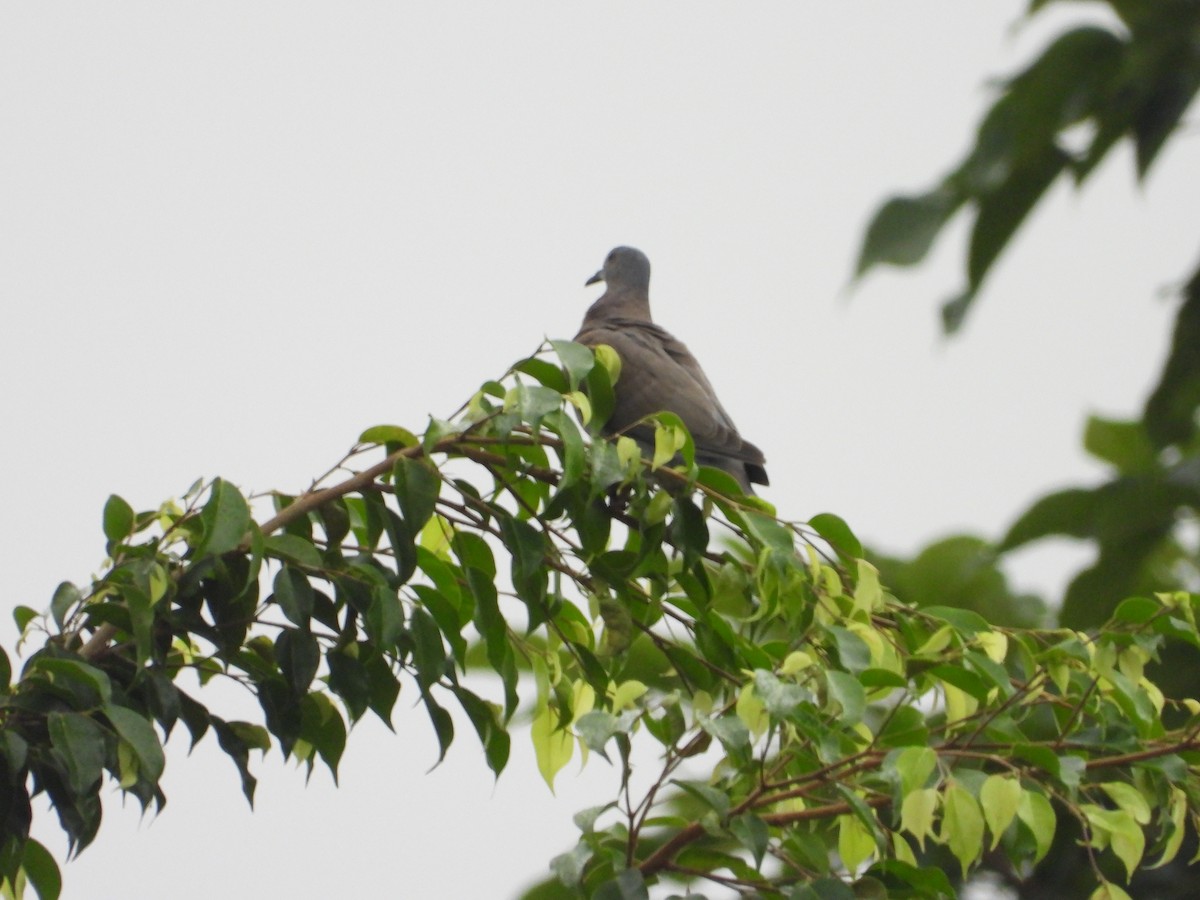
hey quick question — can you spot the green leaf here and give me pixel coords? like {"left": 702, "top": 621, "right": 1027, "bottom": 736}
{"left": 49, "top": 582, "right": 81, "bottom": 631}
{"left": 551, "top": 339, "right": 597, "bottom": 387}
{"left": 20, "top": 839, "right": 61, "bottom": 900}
{"left": 574, "top": 710, "right": 625, "bottom": 756}
{"left": 855, "top": 186, "right": 962, "bottom": 276}
{"left": 1000, "top": 488, "right": 1098, "bottom": 549}
{"left": 365, "top": 585, "right": 404, "bottom": 650}
{"left": 672, "top": 780, "right": 730, "bottom": 819}
{"left": 981, "top": 774, "right": 1023, "bottom": 849}
{"left": 410, "top": 607, "right": 446, "bottom": 691}
{"left": 826, "top": 626, "right": 871, "bottom": 674}
{"left": 1099, "top": 781, "right": 1152, "bottom": 826}
{"left": 195, "top": 478, "right": 251, "bottom": 557}
{"left": 1084, "top": 416, "right": 1157, "bottom": 474}
{"left": 900, "top": 787, "right": 939, "bottom": 851}
{"left": 941, "top": 782, "right": 985, "bottom": 877}
{"left": 550, "top": 842, "right": 592, "bottom": 888}
{"left": 264, "top": 533, "right": 323, "bottom": 568}
{"left": 531, "top": 703, "right": 573, "bottom": 791}
{"left": 13, "top": 605, "right": 38, "bottom": 633}
{"left": 513, "top": 356, "right": 568, "bottom": 393}
{"left": 1017, "top": 789, "right": 1056, "bottom": 862}
{"left": 275, "top": 629, "right": 321, "bottom": 696}
{"left": 48, "top": 712, "right": 107, "bottom": 796}
{"left": 299, "top": 692, "right": 346, "bottom": 781}
{"left": 808, "top": 512, "right": 863, "bottom": 562}
{"left": 825, "top": 670, "right": 866, "bottom": 725}
{"left": 892, "top": 746, "right": 938, "bottom": 794}
{"left": 594, "top": 869, "right": 648, "bottom": 900}
{"left": 508, "top": 383, "right": 563, "bottom": 425}
{"left": 730, "top": 813, "right": 769, "bottom": 868}
{"left": 34, "top": 658, "right": 113, "bottom": 707}
{"left": 102, "top": 494, "right": 135, "bottom": 543}
{"left": 1084, "top": 805, "right": 1145, "bottom": 880}
{"left": 837, "top": 812, "right": 877, "bottom": 874}
{"left": 393, "top": 456, "right": 439, "bottom": 532}
{"left": 421, "top": 691, "right": 455, "bottom": 764}
{"left": 104, "top": 705, "right": 165, "bottom": 785}
{"left": 967, "top": 147, "right": 1068, "bottom": 292}
{"left": 1145, "top": 273, "right": 1200, "bottom": 448}
{"left": 358, "top": 424, "right": 418, "bottom": 446}
{"left": 273, "top": 567, "right": 314, "bottom": 628}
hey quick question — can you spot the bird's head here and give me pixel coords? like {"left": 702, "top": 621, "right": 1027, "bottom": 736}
{"left": 586, "top": 246, "right": 651, "bottom": 291}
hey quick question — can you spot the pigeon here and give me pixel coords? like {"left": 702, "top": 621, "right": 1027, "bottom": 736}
{"left": 574, "top": 246, "right": 769, "bottom": 493}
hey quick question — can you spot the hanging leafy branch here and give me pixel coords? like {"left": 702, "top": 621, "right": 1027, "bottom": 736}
{"left": 2, "top": 340, "right": 1200, "bottom": 900}
{"left": 854, "top": 0, "right": 1200, "bottom": 334}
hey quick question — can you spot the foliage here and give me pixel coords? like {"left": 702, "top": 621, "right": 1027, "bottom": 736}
{"left": 854, "top": 0, "right": 1200, "bottom": 895}
{"left": 3, "top": 2, "right": 1199, "bottom": 898}
{"left": 3, "top": 339, "right": 1200, "bottom": 900}
{"left": 856, "top": 0, "right": 1200, "bottom": 334}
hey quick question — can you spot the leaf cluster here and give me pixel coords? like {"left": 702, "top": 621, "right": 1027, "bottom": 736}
{"left": 2, "top": 342, "right": 1200, "bottom": 900}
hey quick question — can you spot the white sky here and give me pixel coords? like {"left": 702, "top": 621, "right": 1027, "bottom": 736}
{"left": 2, "top": 3, "right": 1196, "bottom": 898}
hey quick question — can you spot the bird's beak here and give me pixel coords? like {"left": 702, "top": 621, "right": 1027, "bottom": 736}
{"left": 585, "top": 269, "right": 604, "bottom": 287}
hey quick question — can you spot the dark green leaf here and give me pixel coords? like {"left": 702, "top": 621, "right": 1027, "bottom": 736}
{"left": 967, "top": 146, "right": 1068, "bottom": 292}
{"left": 514, "top": 357, "right": 569, "bottom": 393}
{"left": 104, "top": 705, "right": 165, "bottom": 785}
{"left": 1145, "top": 270, "right": 1200, "bottom": 448}
{"left": 275, "top": 629, "right": 320, "bottom": 696}
{"left": 263, "top": 533, "right": 323, "bottom": 569}
{"left": 211, "top": 717, "right": 258, "bottom": 805}
{"left": 102, "top": 494, "right": 135, "bottom": 543}
{"left": 47, "top": 712, "right": 106, "bottom": 796}
{"left": 826, "top": 626, "right": 871, "bottom": 674}
{"left": 730, "top": 813, "right": 769, "bottom": 868}
{"left": 365, "top": 585, "right": 404, "bottom": 651}
{"left": 594, "top": 869, "right": 648, "bottom": 900}
{"left": 920, "top": 605, "right": 992, "bottom": 636}
{"left": 422, "top": 692, "right": 455, "bottom": 763}
{"left": 855, "top": 186, "right": 962, "bottom": 276}
{"left": 195, "top": 478, "right": 250, "bottom": 557}
{"left": 33, "top": 658, "right": 113, "bottom": 707}
{"left": 1084, "top": 416, "right": 1157, "bottom": 474}
{"left": 12, "top": 606, "right": 37, "bottom": 633}
{"left": 299, "top": 693, "right": 346, "bottom": 782}
{"left": 49, "top": 583, "right": 81, "bottom": 631}
{"left": 20, "top": 839, "right": 61, "bottom": 900}
{"left": 410, "top": 607, "right": 446, "bottom": 690}
{"left": 394, "top": 456, "right": 440, "bottom": 532}
{"left": 272, "top": 567, "right": 314, "bottom": 628}
{"left": 826, "top": 670, "right": 866, "bottom": 725}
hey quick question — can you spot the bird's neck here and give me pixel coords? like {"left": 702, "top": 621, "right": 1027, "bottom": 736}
{"left": 585, "top": 287, "right": 653, "bottom": 323}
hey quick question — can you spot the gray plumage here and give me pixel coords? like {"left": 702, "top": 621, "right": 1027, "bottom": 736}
{"left": 574, "top": 246, "right": 769, "bottom": 493}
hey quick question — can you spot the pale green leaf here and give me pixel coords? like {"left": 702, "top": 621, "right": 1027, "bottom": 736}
{"left": 981, "top": 774, "right": 1023, "bottom": 849}
{"left": 1099, "top": 781, "right": 1151, "bottom": 825}
{"left": 941, "top": 783, "right": 985, "bottom": 877}
{"left": 900, "top": 787, "right": 939, "bottom": 851}
{"left": 893, "top": 747, "right": 938, "bottom": 794}
{"left": 837, "top": 813, "right": 876, "bottom": 874}
{"left": 531, "top": 703, "right": 573, "bottom": 792}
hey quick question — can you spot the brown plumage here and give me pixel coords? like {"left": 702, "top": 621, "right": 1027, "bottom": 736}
{"left": 574, "top": 246, "right": 769, "bottom": 493}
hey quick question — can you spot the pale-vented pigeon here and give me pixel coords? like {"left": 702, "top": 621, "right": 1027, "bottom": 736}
{"left": 574, "top": 246, "right": 769, "bottom": 493}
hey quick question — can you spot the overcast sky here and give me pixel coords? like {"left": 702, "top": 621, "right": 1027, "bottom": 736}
{"left": 2, "top": 3, "right": 1197, "bottom": 898}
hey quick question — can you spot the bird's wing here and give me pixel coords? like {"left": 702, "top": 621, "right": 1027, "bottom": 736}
{"left": 575, "top": 318, "right": 765, "bottom": 467}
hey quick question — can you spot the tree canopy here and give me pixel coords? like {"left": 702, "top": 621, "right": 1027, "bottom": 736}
{"left": 4, "top": 2, "right": 1200, "bottom": 899}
